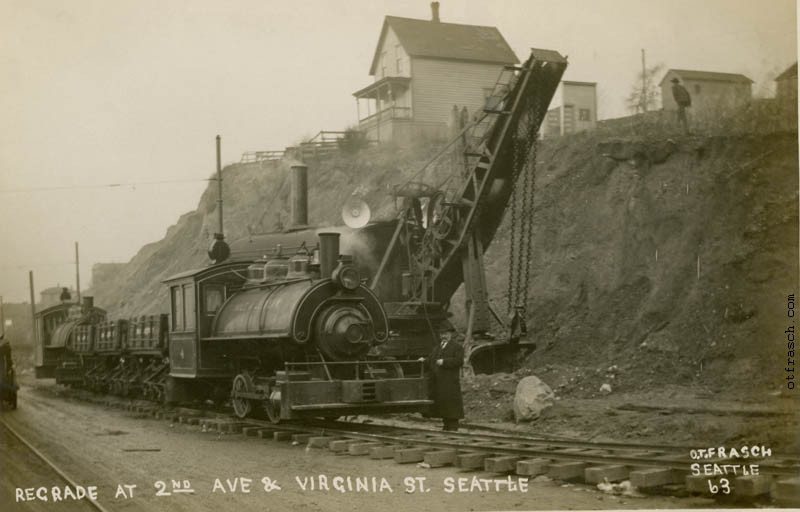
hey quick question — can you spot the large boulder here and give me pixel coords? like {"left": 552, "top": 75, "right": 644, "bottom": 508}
{"left": 513, "top": 376, "right": 555, "bottom": 423}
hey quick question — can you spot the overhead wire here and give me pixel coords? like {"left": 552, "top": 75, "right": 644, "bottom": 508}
{"left": 0, "top": 177, "right": 212, "bottom": 194}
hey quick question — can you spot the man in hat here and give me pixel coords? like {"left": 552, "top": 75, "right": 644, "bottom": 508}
{"left": 420, "top": 328, "right": 464, "bottom": 431}
{"left": 671, "top": 77, "right": 692, "bottom": 134}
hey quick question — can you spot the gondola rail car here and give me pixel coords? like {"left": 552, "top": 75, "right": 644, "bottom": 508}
{"left": 80, "top": 314, "right": 170, "bottom": 398}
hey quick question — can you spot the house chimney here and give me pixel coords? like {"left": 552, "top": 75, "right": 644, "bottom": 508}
{"left": 431, "top": 1, "right": 440, "bottom": 22}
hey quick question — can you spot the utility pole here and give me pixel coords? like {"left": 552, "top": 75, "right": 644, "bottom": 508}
{"left": 641, "top": 48, "right": 648, "bottom": 113}
{"left": 29, "top": 271, "right": 37, "bottom": 348}
{"left": 75, "top": 241, "right": 81, "bottom": 302}
{"left": 0, "top": 295, "right": 5, "bottom": 338}
{"left": 216, "top": 135, "right": 223, "bottom": 238}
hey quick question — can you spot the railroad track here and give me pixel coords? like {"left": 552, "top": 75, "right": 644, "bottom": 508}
{"left": 100, "top": 399, "right": 800, "bottom": 505}
{"left": 0, "top": 419, "right": 111, "bottom": 512}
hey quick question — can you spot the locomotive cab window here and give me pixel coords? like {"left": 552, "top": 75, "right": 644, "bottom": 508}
{"left": 204, "top": 285, "right": 225, "bottom": 315}
{"left": 171, "top": 284, "right": 195, "bottom": 331}
{"left": 171, "top": 286, "right": 183, "bottom": 330}
{"left": 184, "top": 285, "right": 195, "bottom": 330}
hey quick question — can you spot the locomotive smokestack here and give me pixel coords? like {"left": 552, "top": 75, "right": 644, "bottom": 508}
{"left": 318, "top": 232, "right": 340, "bottom": 279}
{"left": 82, "top": 296, "right": 94, "bottom": 310}
{"left": 431, "top": 1, "right": 440, "bottom": 22}
{"left": 290, "top": 163, "right": 309, "bottom": 228}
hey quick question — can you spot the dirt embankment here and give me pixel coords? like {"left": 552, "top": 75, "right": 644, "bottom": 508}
{"left": 91, "top": 111, "right": 798, "bottom": 404}
{"left": 502, "top": 130, "right": 798, "bottom": 396}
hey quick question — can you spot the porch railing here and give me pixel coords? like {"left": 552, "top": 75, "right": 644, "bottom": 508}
{"left": 358, "top": 106, "right": 412, "bottom": 124}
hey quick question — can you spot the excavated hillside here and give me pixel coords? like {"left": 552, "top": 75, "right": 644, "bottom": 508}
{"left": 91, "top": 104, "right": 798, "bottom": 400}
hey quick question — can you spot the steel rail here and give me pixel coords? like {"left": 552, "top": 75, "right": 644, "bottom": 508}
{"left": 223, "top": 416, "right": 800, "bottom": 477}
{"left": 0, "top": 419, "right": 112, "bottom": 512}
{"left": 33, "top": 386, "right": 800, "bottom": 479}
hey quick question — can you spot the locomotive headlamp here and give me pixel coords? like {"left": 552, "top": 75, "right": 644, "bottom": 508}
{"left": 332, "top": 263, "right": 360, "bottom": 290}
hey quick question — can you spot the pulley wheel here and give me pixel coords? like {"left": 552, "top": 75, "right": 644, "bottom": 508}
{"left": 427, "top": 192, "right": 454, "bottom": 240}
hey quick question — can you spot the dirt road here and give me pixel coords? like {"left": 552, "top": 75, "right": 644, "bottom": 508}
{"left": 0, "top": 382, "right": 711, "bottom": 511}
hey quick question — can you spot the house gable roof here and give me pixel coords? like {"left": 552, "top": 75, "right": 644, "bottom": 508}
{"left": 369, "top": 16, "right": 519, "bottom": 75}
{"left": 775, "top": 62, "right": 798, "bottom": 81}
{"left": 659, "top": 69, "right": 754, "bottom": 87}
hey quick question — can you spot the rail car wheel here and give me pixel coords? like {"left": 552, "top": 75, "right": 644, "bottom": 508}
{"left": 264, "top": 389, "right": 282, "bottom": 424}
{"left": 231, "top": 373, "right": 254, "bottom": 419}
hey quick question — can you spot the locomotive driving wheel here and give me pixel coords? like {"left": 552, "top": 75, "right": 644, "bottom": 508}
{"left": 231, "top": 373, "right": 254, "bottom": 419}
{"left": 264, "top": 389, "right": 282, "bottom": 424}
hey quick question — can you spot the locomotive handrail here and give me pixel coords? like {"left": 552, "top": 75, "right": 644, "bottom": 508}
{"left": 283, "top": 359, "right": 426, "bottom": 380}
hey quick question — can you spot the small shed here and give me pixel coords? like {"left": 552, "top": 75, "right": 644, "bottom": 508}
{"left": 542, "top": 81, "right": 598, "bottom": 137}
{"left": 660, "top": 69, "right": 753, "bottom": 112}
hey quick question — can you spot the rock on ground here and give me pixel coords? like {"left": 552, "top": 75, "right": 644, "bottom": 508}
{"left": 513, "top": 375, "right": 555, "bottom": 422}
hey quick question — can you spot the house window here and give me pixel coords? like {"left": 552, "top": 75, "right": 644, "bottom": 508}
{"left": 694, "top": 84, "right": 701, "bottom": 94}
{"left": 381, "top": 52, "right": 387, "bottom": 77}
{"left": 579, "top": 108, "right": 591, "bottom": 121}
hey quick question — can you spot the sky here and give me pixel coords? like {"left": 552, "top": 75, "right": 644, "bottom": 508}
{"left": 0, "top": 0, "right": 797, "bottom": 302}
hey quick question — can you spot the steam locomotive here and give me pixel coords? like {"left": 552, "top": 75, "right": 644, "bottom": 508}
{"left": 33, "top": 164, "right": 435, "bottom": 421}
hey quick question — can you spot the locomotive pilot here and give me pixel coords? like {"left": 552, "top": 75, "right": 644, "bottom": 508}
{"left": 420, "top": 328, "right": 464, "bottom": 431}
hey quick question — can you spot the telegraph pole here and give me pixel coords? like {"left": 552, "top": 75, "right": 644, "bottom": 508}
{"left": 216, "top": 135, "right": 223, "bottom": 237}
{"left": 29, "top": 271, "right": 37, "bottom": 347}
{"left": 75, "top": 241, "right": 81, "bottom": 302}
{"left": 641, "top": 48, "right": 648, "bottom": 113}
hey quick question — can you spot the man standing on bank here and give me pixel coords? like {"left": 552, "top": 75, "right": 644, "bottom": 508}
{"left": 421, "top": 329, "right": 464, "bottom": 431}
{"left": 671, "top": 77, "right": 692, "bottom": 134}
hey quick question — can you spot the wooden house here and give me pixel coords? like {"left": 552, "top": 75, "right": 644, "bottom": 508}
{"left": 353, "top": 2, "right": 519, "bottom": 144}
{"left": 660, "top": 69, "right": 753, "bottom": 113}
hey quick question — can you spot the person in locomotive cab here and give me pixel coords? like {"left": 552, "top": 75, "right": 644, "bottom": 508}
{"left": 420, "top": 329, "right": 464, "bottom": 431}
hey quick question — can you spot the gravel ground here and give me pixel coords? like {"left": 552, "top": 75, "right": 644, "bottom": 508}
{"left": 0, "top": 381, "right": 715, "bottom": 512}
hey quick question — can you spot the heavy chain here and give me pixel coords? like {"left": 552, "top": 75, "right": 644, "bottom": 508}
{"left": 506, "top": 95, "right": 539, "bottom": 315}
{"left": 507, "top": 147, "right": 520, "bottom": 312}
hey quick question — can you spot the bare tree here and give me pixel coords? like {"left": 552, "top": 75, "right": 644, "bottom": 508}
{"left": 626, "top": 63, "right": 664, "bottom": 113}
